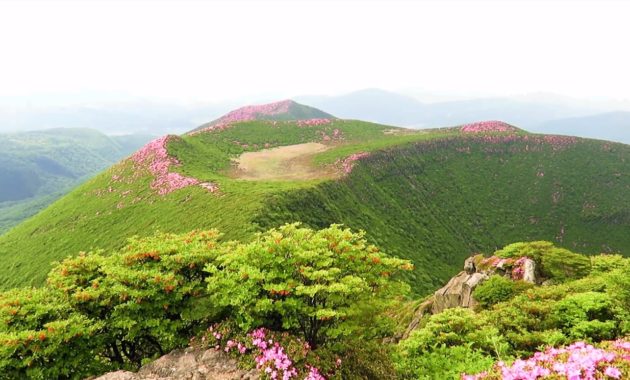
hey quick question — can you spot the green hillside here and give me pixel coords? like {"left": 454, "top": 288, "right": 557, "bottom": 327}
{"left": 0, "top": 128, "right": 152, "bottom": 233}
{"left": 0, "top": 108, "right": 628, "bottom": 295}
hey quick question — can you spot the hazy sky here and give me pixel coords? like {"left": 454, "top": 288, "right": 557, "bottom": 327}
{"left": 1, "top": 0, "right": 629, "bottom": 104}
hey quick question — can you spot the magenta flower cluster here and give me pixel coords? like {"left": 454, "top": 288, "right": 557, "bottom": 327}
{"left": 214, "top": 100, "right": 292, "bottom": 125}
{"left": 339, "top": 152, "right": 370, "bottom": 174}
{"left": 190, "top": 100, "right": 293, "bottom": 135}
{"left": 206, "top": 326, "right": 327, "bottom": 380}
{"left": 511, "top": 257, "right": 528, "bottom": 280}
{"left": 459, "top": 134, "right": 578, "bottom": 152}
{"left": 463, "top": 340, "right": 630, "bottom": 380}
{"left": 461, "top": 121, "right": 516, "bottom": 133}
{"left": 131, "top": 136, "right": 218, "bottom": 196}
{"left": 250, "top": 328, "right": 299, "bottom": 380}
{"left": 296, "top": 118, "right": 332, "bottom": 127}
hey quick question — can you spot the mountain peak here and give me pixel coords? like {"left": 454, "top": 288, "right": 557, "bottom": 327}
{"left": 190, "top": 100, "right": 334, "bottom": 133}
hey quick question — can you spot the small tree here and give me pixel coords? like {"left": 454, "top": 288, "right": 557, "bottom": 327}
{"left": 205, "top": 223, "right": 412, "bottom": 348}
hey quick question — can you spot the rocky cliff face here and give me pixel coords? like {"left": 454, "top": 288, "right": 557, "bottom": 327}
{"left": 402, "top": 254, "right": 537, "bottom": 339}
{"left": 95, "top": 348, "right": 258, "bottom": 380}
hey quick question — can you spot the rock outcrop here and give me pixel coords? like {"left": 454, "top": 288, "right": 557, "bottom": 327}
{"left": 95, "top": 347, "right": 258, "bottom": 380}
{"left": 402, "top": 254, "right": 541, "bottom": 338}
{"left": 431, "top": 271, "right": 489, "bottom": 314}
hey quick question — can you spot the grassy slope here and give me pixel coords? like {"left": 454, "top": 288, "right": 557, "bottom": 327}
{"left": 254, "top": 137, "right": 630, "bottom": 293}
{"left": 0, "top": 120, "right": 434, "bottom": 288}
{"left": 1, "top": 120, "right": 628, "bottom": 295}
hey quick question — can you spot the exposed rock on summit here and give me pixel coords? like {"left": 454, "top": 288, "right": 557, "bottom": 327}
{"left": 95, "top": 348, "right": 258, "bottom": 380}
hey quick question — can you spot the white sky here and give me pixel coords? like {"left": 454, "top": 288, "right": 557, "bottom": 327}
{"left": 0, "top": 0, "right": 629, "bottom": 103}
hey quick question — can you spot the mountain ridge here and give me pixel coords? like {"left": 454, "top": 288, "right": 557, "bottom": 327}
{"left": 0, "top": 104, "right": 628, "bottom": 294}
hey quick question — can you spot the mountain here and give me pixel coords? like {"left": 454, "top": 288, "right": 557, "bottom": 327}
{"left": 0, "top": 103, "right": 629, "bottom": 295}
{"left": 296, "top": 89, "right": 630, "bottom": 145}
{"left": 190, "top": 99, "right": 335, "bottom": 133}
{"left": 0, "top": 100, "right": 236, "bottom": 135}
{"left": 297, "top": 88, "right": 603, "bottom": 129}
{"left": 0, "top": 128, "right": 153, "bottom": 233}
{"left": 296, "top": 89, "right": 428, "bottom": 126}
{"left": 532, "top": 111, "right": 630, "bottom": 144}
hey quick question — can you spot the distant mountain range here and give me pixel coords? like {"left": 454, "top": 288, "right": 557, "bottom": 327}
{"left": 297, "top": 89, "right": 630, "bottom": 144}
{"left": 531, "top": 111, "right": 630, "bottom": 143}
{"left": 0, "top": 128, "right": 153, "bottom": 233}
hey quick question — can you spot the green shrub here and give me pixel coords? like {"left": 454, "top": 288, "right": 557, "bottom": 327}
{"left": 474, "top": 276, "right": 532, "bottom": 308}
{"left": 399, "top": 308, "right": 505, "bottom": 355}
{"left": 321, "top": 340, "right": 399, "bottom": 380}
{"left": 395, "top": 344, "right": 495, "bottom": 380}
{"left": 541, "top": 247, "right": 591, "bottom": 281}
{"left": 591, "top": 254, "right": 629, "bottom": 274}
{"left": 552, "top": 292, "right": 622, "bottom": 340}
{"left": 495, "top": 241, "right": 591, "bottom": 282}
{"left": 494, "top": 241, "right": 555, "bottom": 262}
{"left": 205, "top": 223, "right": 412, "bottom": 348}
{"left": 0, "top": 288, "right": 105, "bottom": 379}
{"left": 47, "top": 230, "right": 223, "bottom": 367}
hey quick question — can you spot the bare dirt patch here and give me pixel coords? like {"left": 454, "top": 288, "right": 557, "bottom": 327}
{"left": 231, "top": 142, "right": 337, "bottom": 181}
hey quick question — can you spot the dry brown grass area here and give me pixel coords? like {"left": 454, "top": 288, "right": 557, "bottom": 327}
{"left": 231, "top": 142, "right": 338, "bottom": 181}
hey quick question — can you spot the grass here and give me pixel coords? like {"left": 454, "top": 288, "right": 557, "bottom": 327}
{"left": 0, "top": 120, "right": 628, "bottom": 295}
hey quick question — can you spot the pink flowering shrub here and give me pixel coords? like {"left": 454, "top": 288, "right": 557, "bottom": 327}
{"left": 192, "top": 100, "right": 294, "bottom": 135}
{"left": 296, "top": 118, "right": 332, "bottom": 127}
{"left": 131, "top": 136, "right": 218, "bottom": 196}
{"left": 200, "top": 324, "right": 330, "bottom": 380}
{"left": 461, "top": 121, "right": 516, "bottom": 133}
{"left": 214, "top": 100, "right": 292, "bottom": 125}
{"left": 463, "top": 340, "right": 630, "bottom": 380}
{"left": 338, "top": 152, "right": 370, "bottom": 174}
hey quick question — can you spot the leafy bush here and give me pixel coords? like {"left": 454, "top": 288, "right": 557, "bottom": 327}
{"left": 494, "top": 241, "right": 555, "bottom": 262}
{"left": 0, "top": 288, "right": 105, "bottom": 379}
{"left": 47, "top": 230, "right": 223, "bottom": 367}
{"left": 394, "top": 308, "right": 504, "bottom": 379}
{"left": 397, "top": 344, "right": 494, "bottom": 380}
{"left": 540, "top": 247, "right": 591, "bottom": 281}
{"left": 591, "top": 254, "right": 629, "bottom": 274}
{"left": 205, "top": 223, "right": 412, "bottom": 347}
{"left": 552, "top": 292, "right": 623, "bottom": 340}
{"left": 495, "top": 241, "right": 591, "bottom": 281}
{"left": 473, "top": 275, "right": 532, "bottom": 308}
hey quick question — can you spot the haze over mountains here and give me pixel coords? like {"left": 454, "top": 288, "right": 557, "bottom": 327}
{"left": 297, "top": 89, "right": 630, "bottom": 144}
{"left": 0, "top": 128, "right": 152, "bottom": 233}
{"left": 2, "top": 88, "right": 628, "bottom": 144}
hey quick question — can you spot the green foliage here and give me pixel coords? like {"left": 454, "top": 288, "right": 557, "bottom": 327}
{"left": 256, "top": 139, "right": 630, "bottom": 294}
{"left": 395, "top": 308, "right": 504, "bottom": 379}
{"left": 591, "top": 254, "right": 629, "bottom": 274}
{"left": 395, "top": 252, "right": 630, "bottom": 378}
{"left": 399, "top": 308, "right": 506, "bottom": 355}
{"left": 396, "top": 344, "right": 494, "bottom": 380}
{"left": 47, "top": 230, "right": 222, "bottom": 367}
{"left": 540, "top": 247, "right": 591, "bottom": 282}
{"left": 495, "top": 241, "right": 591, "bottom": 282}
{"left": 474, "top": 276, "right": 532, "bottom": 308}
{"left": 206, "top": 223, "right": 412, "bottom": 347}
{"left": 0, "top": 288, "right": 105, "bottom": 379}
{"left": 552, "top": 292, "right": 623, "bottom": 340}
{"left": 324, "top": 339, "right": 399, "bottom": 380}
{"left": 494, "top": 241, "right": 555, "bottom": 262}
